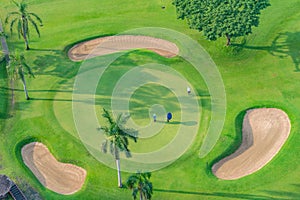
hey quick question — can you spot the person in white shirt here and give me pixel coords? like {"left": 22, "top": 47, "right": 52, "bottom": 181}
{"left": 187, "top": 86, "right": 191, "bottom": 94}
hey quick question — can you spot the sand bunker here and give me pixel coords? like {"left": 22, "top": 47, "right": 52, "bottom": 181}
{"left": 21, "top": 142, "right": 86, "bottom": 195}
{"left": 212, "top": 108, "right": 291, "bottom": 180}
{"left": 68, "top": 35, "right": 179, "bottom": 61}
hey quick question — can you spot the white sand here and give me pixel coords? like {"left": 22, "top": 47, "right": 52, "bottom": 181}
{"left": 212, "top": 108, "right": 291, "bottom": 180}
{"left": 22, "top": 142, "right": 86, "bottom": 195}
{"left": 68, "top": 35, "right": 179, "bottom": 61}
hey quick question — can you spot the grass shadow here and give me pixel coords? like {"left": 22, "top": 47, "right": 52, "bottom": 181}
{"left": 232, "top": 32, "right": 300, "bottom": 72}
{"left": 33, "top": 50, "right": 80, "bottom": 79}
{"left": 30, "top": 48, "right": 61, "bottom": 53}
{"left": 0, "top": 86, "right": 73, "bottom": 93}
{"left": 154, "top": 188, "right": 276, "bottom": 200}
{"left": 208, "top": 109, "right": 246, "bottom": 172}
{"left": 209, "top": 104, "right": 292, "bottom": 176}
{"left": 0, "top": 59, "right": 10, "bottom": 122}
{"left": 167, "top": 120, "right": 197, "bottom": 126}
{"left": 262, "top": 184, "right": 300, "bottom": 199}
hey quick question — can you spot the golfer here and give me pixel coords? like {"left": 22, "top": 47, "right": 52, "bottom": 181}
{"left": 153, "top": 113, "right": 157, "bottom": 122}
{"left": 187, "top": 86, "right": 191, "bottom": 94}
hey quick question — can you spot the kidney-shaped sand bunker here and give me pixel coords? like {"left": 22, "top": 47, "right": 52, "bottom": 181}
{"left": 213, "top": 108, "right": 291, "bottom": 180}
{"left": 68, "top": 35, "right": 179, "bottom": 61}
{"left": 22, "top": 142, "right": 86, "bottom": 195}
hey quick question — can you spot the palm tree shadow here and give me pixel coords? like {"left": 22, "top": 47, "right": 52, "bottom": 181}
{"left": 261, "top": 184, "right": 300, "bottom": 199}
{"left": 30, "top": 48, "right": 61, "bottom": 53}
{"left": 232, "top": 32, "right": 300, "bottom": 72}
{"left": 33, "top": 51, "right": 80, "bottom": 79}
{"left": 0, "top": 112, "right": 13, "bottom": 119}
{"left": 154, "top": 188, "right": 276, "bottom": 199}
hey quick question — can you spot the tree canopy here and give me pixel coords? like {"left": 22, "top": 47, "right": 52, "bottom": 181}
{"left": 173, "top": 0, "right": 271, "bottom": 45}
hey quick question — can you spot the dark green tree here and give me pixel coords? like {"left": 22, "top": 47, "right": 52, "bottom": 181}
{"left": 6, "top": 51, "right": 34, "bottom": 100}
{"left": 5, "top": 0, "right": 43, "bottom": 50}
{"left": 173, "top": 0, "right": 270, "bottom": 45}
{"left": 100, "top": 108, "right": 138, "bottom": 188}
{"left": 126, "top": 172, "right": 153, "bottom": 200}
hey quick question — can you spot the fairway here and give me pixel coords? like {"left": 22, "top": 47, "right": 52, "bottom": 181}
{"left": 0, "top": 0, "right": 300, "bottom": 199}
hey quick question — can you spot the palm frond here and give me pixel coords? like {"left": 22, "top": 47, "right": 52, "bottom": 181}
{"left": 132, "top": 188, "right": 138, "bottom": 200}
{"left": 102, "top": 108, "right": 114, "bottom": 125}
{"left": 121, "top": 128, "right": 138, "bottom": 142}
{"left": 109, "top": 141, "right": 115, "bottom": 156}
{"left": 19, "top": 0, "right": 27, "bottom": 13}
{"left": 126, "top": 175, "right": 138, "bottom": 189}
{"left": 20, "top": 55, "right": 34, "bottom": 77}
{"left": 0, "top": 31, "right": 7, "bottom": 38}
{"left": 9, "top": 18, "right": 19, "bottom": 35}
{"left": 18, "top": 67, "right": 25, "bottom": 80}
{"left": 142, "top": 172, "right": 151, "bottom": 180}
{"left": 124, "top": 148, "right": 132, "bottom": 158}
{"left": 6, "top": 63, "right": 16, "bottom": 80}
{"left": 27, "top": 15, "right": 40, "bottom": 37}
{"left": 117, "top": 112, "right": 130, "bottom": 126}
{"left": 140, "top": 181, "right": 152, "bottom": 200}
{"left": 114, "top": 136, "right": 124, "bottom": 151}
{"left": 120, "top": 134, "right": 129, "bottom": 146}
{"left": 11, "top": 0, "right": 20, "bottom": 8}
{"left": 126, "top": 172, "right": 153, "bottom": 200}
{"left": 5, "top": 11, "right": 20, "bottom": 24}
{"left": 29, "top": 12, "right": 43, "bottom": 25}
{"left": 17, "top": 20, "right": 22, "bottom": 39}
{"left": 115, "top": 113, "right": 123, "bottom": 128}
{"left": 142, "top": 187, "right": 152, "bottom": 200}
{"left": 99, "top": 126, "right": 110, "bottom": 136}
{"left": 101, "top": 139, "right": 108, "bottom": 153}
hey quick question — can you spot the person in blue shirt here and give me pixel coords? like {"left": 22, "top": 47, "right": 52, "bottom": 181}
{"left": 153, "top": 113, "right": 157, "bottom": 122}
{"left": 167, "top": 112, "right": 172, "bottom": 122}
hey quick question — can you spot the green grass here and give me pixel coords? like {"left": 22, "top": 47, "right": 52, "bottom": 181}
{"left": 0, "top": 59, "right": 9, "bottom": 126}
{"left": 0, "top": 0, "right": 300, "bottom": 199}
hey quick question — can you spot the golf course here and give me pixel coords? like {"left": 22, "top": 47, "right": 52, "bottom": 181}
{"left": 0, "top": 0, "right": 300, "bottom": 199}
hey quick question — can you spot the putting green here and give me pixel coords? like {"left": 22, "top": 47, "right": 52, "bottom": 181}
{"left": 55, "top": 28, "right": 226, "bottom": 172}
{"left": 54, "top": 62, "right": 200, "bottom": 171}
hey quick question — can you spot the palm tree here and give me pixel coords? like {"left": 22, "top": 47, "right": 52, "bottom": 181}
{"left": 100, "top": 108, "right": 138, "bottom": 188}
{"left": 126, "top": 172, "right": 153, "bottom": 200}
{"left": 0, "top": 31, "right": 7, "bottom": 38}
{"left": 5, "top": 0, "right": 43, "bottom": 50}
{"left": 6, "top": 51, "right": 34, "bottom": 100}
{"left": 0, "top": 31, "right": 5, "bottom": 60}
